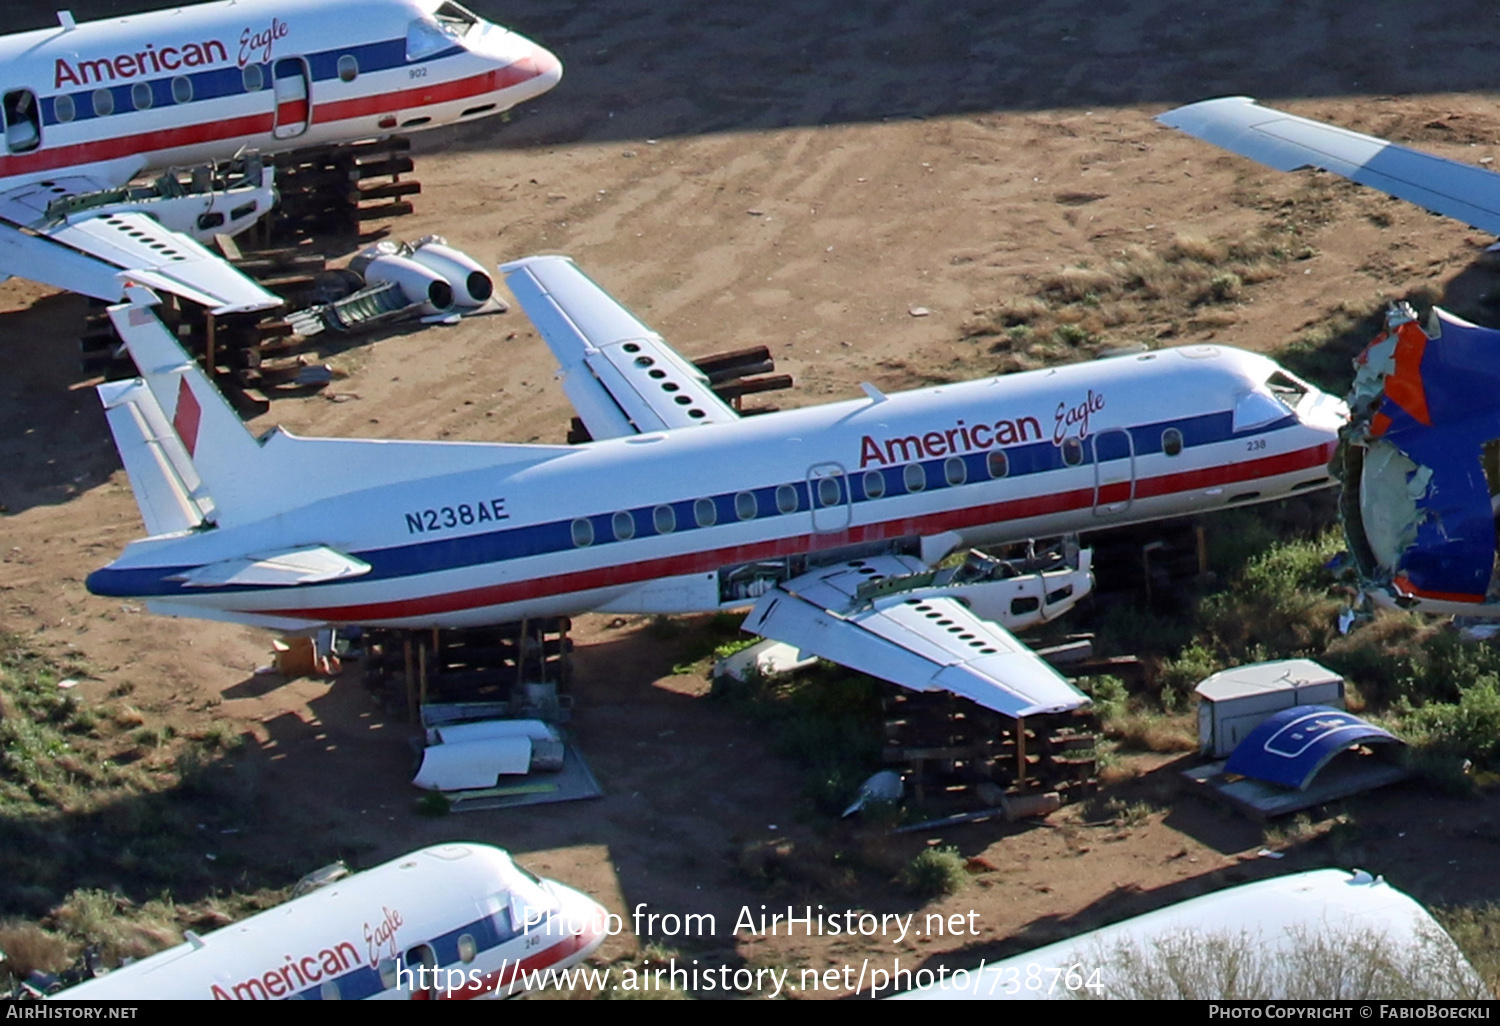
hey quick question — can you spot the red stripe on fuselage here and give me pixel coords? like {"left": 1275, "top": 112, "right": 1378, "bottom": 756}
{"left": 311, "top": 63, "right": 540, "bottom": 125}
{"left": 0, "top": 112, "right": 272, "bottom": 178}
{"left": 260, "top": 441, "right": 1337, "bottom": 623}
{"left": 0, "top": 64, "right": 542, "bottom": 180}
{"left": 433, "top": 930, "right": 596, "bottom": 1000}
{"left": 276, "top": 99, "right": 308, "bottom": 125}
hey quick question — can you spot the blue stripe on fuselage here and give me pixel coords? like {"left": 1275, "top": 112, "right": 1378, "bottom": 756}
{"left": 42, "top": 38, "right": 462, "bottom": 126}
{"left": 89, "top": 408, "right": 1292, "bottom": 600}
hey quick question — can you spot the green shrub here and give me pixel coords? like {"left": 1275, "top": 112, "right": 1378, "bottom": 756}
{"left": 900, "top": 846, "right": 967, "bottom": 899}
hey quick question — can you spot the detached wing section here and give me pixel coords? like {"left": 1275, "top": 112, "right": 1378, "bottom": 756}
{"left": 500, "top": 255, "right": 739, "bottom": 439}
{"left": 1158, "top": 96, "right": 1500, "bottom": 236}
{"left": 0, "top": 180, "right": 278, "bottom": 314}
{"left": 742, "top": 556, "right": 1090, "bottom": 718}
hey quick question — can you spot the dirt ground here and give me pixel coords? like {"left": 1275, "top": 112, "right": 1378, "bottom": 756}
{"left": 7, "top": 0, "right": 1500, "bottom": 999}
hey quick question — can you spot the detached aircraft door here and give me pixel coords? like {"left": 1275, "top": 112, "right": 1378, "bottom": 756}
{"left": 272, "top": 58, "right": 311, "bottom": 139}
{"left": 809, "top": 462, "right": 852, "bottom": 533}
{"left": 1091, "top": 428, "right": 1135, "bottom": 516}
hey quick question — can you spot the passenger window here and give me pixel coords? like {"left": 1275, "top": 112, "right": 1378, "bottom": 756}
{"left": 987, "top": 450, "right": 1009, "bottom": 479}
{"left": 1062, "top": 438, "right": 1084, "bottom": 466}
{"left": 1162, "top": 428, "right": 1184, "bottom": 457}
{"left": 862, "top": 470, "right": 885, "bottom": 499}
{"left": 734, "top": 491, "right": 757, "bottom": 521}
{"left": 53, "top": 93, "right": 75, "bottom": 123}
{"left": 612, "top": 510, "right": 635, "bottom": 541}
{"left": 242, "top": 64, "right": 264, "bottom": 92}
{"left": 91, "top": 88, "right": 114, "bottom": 117}
{"left": 816, "top": 476, "right": 841, "bottom": 507}
{"left": 903, "top": 463, "right": 926, "bottom": 493}
{"left": 570, "top": 518, "right": 594, "bottom": 547}
{"left": 131, "top": 82, "right": 153, "bottom": 111}
{"left": 338, "top": 55, "right": 359, "bottom": 82}
{"left": 319, "top": 979, "right": 341, "bottom": 1000}
{"left": 378, "top": 957, "right": 398, "bottom": 989}
{"left": 775, "top": 483, "right": 798, "bottom": 514}
{"left": 653, "top": 504, "right": 676, "bottom": 534}
{"left": 944, "top": 456, "right": 966, "bottom": 486}
{"left": 694, "top": 497, "right": 717, "bottom": 527}
{"left": 457, "top": 934, "right": 477, "bottom": 964}
{"left": 171, "top": 76, "right": 193, "bottom": 104}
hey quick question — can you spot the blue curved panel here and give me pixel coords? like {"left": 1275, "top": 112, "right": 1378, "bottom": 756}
{"left": 1223, "top": 705, "right": 1402, "bottom": 790}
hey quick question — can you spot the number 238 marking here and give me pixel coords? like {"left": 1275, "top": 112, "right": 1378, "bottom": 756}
{"left": 1246, "top": 438, "right": 1266, "bottom": 452}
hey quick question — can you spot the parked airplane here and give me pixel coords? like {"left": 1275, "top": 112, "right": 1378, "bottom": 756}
{"left": 889, "top": 868, "right": 1486, "bottom": 1000}
{"left": 0, "top": 0, "right": 560, "bottom": 313}
{"left": 1157, "top": 97, "right": 1500, "bottom": 616}
{"left": 54, "top": 843, "right": 608, "bottom": 1000}
{"left": 83, "top": 257, "right": 1347, "bottom": 721}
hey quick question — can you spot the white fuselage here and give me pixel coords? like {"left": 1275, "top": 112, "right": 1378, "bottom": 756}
{"left": 89, "top": 344, "right": 1348, "bottom": 629}
{"left": 56, "top": 844, "right": 607, "bottom": 1001}
{"left": 0, "top": 0, "right": 560, "bottom": 193}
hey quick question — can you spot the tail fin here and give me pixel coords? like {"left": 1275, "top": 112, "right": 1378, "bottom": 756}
{"left": 98, "top": 289, "right": 263, "bottom": 535}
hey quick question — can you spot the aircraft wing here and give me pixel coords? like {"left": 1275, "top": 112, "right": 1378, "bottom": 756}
{"left": 741, "top": 555, "right": 1090, "bottom": 718}
{"left": 1157, "top": 96, "right": 1500, "bottom": 236}
{"left": 0, "top": 179, "right": 279, "bottom": 314}
{"left": 500, "top": 255, "right": 740, "bottom": 440}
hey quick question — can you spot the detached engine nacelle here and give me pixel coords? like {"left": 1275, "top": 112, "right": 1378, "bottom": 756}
{"left": 407, "top": 236, "right": 495, "bottom": 308}
{"left": 351, "top": 242, "right": 454, "bottom": 312}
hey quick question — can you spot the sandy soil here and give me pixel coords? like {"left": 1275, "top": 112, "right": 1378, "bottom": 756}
{"left": 6, "top": 0, "right": 1500, "bottom": 999}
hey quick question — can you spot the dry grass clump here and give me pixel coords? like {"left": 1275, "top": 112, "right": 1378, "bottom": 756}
{"left": 966, "top": 229, "right": 1293, "bottom": 372}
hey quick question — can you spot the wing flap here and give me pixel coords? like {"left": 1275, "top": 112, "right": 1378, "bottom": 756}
{"left": 1158, "top": 96, "right": 1500, "bottom": 236}
{"left": 743, "top": 557, "right": 1090, "bottom": 718}
{"left": 501, "top": 255, "right": 740, "bottom": 439}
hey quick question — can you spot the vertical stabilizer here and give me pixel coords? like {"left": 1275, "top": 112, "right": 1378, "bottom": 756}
{"left": 100, "top": 291, "right": 264, "bottom": 533}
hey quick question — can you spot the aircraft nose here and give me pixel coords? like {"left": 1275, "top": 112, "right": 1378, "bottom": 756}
{"left": 526, "top": 43, "right": 563, "bottom": 94}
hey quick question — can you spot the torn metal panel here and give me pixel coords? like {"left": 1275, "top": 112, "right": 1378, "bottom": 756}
{"left": 1337, "top": 303, "right": 1500, "bottom": 612}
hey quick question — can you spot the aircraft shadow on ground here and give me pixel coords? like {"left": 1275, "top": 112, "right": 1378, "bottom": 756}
{"left": 16, "top": 0, "right": 1500, "bottom": 160}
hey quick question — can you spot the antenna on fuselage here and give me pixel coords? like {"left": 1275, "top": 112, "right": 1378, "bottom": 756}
{"left": 860, "top": 382, "right": 887, "bottom": 403}
{"left": 56, "top": 10, "right": 76, "bottom": 30}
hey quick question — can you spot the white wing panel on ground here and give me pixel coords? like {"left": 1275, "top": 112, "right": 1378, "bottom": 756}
{"left": 0, "top": 177, "right": 279, "bottom": 313}
{"left": 1158, "top": 96, "right": 1500, "bottom": 236}
{"left": 741, "top": 556, "right": 1090, "bottom": 718}
{"left": 501, "top": 255, "right": 739, "bottom": 440}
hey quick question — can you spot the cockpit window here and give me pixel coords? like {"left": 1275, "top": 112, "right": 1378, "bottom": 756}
{"left": 1233, "top": 389, "right": 1293, "bottom": 432}
{"left": 1266, "top": 370, "right": 1310, "bottom": 410}
{"left": 407, "top": 4, "right": 479, "bottom": 61}
{"left": 435, "top": 2, "right": 479, "bottom": 34}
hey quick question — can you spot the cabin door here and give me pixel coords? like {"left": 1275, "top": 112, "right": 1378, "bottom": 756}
{"left": 808, "top": 462, "right": 852, "bottom": 533}
{"left": 2, "top": 89, "right": 40, "bottom": 153}
{"left": 272, "top": 58, "right": 311, "bottom": 139}
{"left": 1091, "top": 428, "right": 1136, "bottom": 516}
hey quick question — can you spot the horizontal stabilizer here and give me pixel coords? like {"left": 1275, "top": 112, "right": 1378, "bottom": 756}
{"left": 501, "top": 255, "right": 739, "bottom": 439}
{"left": 168, "top": 546, "right": 371, "bottom": 588}
{"left": 742, "top": 557, "right": 1089, "bottom": 718}
{"left": 1158, "top": 96, "right": 1500, "bottom": 236}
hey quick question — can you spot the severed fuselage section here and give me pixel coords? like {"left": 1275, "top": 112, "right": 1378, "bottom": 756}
{"left": 1338, "top": 302, "right": 1500, "bottom": 615}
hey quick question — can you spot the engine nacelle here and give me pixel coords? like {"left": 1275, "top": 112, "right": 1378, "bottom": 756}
{"left": 353, "top": 245, "right": 454, "bottom": 312}
{"left": 408, "top": 235, "right": 495, "bottom": 308}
